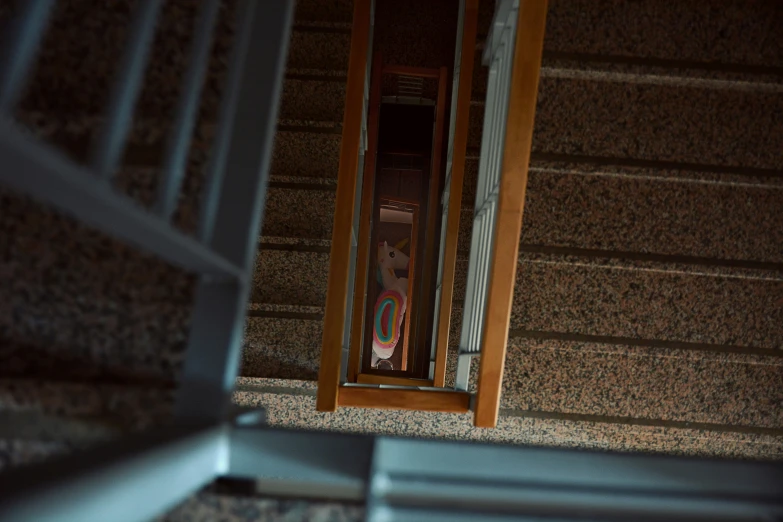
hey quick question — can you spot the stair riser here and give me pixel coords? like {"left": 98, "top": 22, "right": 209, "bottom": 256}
{"left": 460, "top": 163, "right": 783, "bottom": 263}
{"left": 252, "top": 250, "right": 329, "bottom": 306}
{"left": 233, "top": 388, "right": 783, "bottom": 459}
{"left": 242, "top": 316, "right": 323, "bottom": 380}
{"left": 469, "top": 80, "right": 783, "bottom": 170}
{"left": 271, "top": 130, "right": 341, "bottom": 179}
{"left": 288, "top": 30, "right": 351, "bottom": 71}
{"left": 263, "top": 187, "right": 335, "bottom": 241}
{"left": 279, "top": 79, "right": 347, "bottom": 122}
{"left": 545, "top": 0, "right": 783, "bottom": 67}
{"left": 508, "top": 256, "right": 783, "bottom": 349}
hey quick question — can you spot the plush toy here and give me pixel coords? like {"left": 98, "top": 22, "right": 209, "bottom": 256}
{"left": 371, "top": 240, "right": 410, "bottom": 367}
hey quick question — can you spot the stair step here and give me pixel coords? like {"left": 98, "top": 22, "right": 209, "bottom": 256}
{"left": 459, "top": 158, "right": 783, "bottom": 264}
{"left": 468, "top": 79, "right": 783, "bottom": 170}
{"left": 288, "top": 26, "right": 352, "bottom": 71}
{"left": 242, "top": 305, "right": 324, "bottom": 381}
{"left": 272, "top": 122, "right": 342, "bottom": 179}
{"left": 0, "top": 439, "right": 70, "bottom": 472}
{"left": 252, "top": 243, "right": 330, "bottom": 307}
{"left": 507, "top": 253, "right": 783, "bottom": 349}
{"left": 0, "top": 190, "right": 193, "bottom": 384}
{"left": 231, "top": 378, "right": 783, "bottom": 459}
{"left": 545, "top": 0, "right": 783, "bottom": 69}
{"left": 160, "top": 489, "right": 363, "bottom": 522}
{"left": 264, "top": 178, "right": 336, "bottom": 241}
{"left": 279, "top": 76, "right": 347, "bottom": 122}
{"left": 294, "top": 0, "right": 354, "bottom": 24}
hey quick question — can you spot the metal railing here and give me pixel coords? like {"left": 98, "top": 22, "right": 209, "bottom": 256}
{"left": 455, "top": 0, "right": 518, "bottom": 390}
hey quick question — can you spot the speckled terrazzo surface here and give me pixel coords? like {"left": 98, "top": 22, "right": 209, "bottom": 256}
{"left": 234, "top": 384, "right": 783, "bottom": 460}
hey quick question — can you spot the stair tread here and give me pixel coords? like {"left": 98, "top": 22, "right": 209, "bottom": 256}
{"left": 231, "top": 386, "right": 783, "bottom": 460}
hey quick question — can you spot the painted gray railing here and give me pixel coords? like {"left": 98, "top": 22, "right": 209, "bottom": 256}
{"left": 455, "top": 0, "right": 518, "bottom": 390}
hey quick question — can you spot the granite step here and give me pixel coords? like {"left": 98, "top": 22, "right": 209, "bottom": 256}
{"left": 251, "top": 240, "right": 330, "bottom": 307}
{"left": 279, "top": 74, "right": 348, "bottom": 123}
{"left": 468, "top": 78, "right": 783, "bottom": 171}
{"left": 263, "top": 177, "right": 337, "bottom": 241}
{"left": 459, "top": 158, "right": 783, "bottom": 265}
{"left": 13, "top": 2, "right": 350, "bottom": 118}
{"left": 241, "top": 305, "right": 324, "bottom": 381}
{"left": 232, "top": 377, "right": 783, "bottom": 460}
{"left": 443, "top": 329, "right": 783, "bottom": 430}
{"left": 0, "top": 188, "right": 195, "bottom": 384}
{"left": 272, "top": 121, "right": 342, "bottom": 179}
{"left": 294, "top": 0, "right": 354, "bottom": 25}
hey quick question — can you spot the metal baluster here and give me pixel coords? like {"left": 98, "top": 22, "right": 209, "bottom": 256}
{"left": 154, "top": 0, "right": 221, "bottom": 220}
{"left": 91, "top": 0, "right": 163, "bottom": 179}
{"left": 0, "top": 0, "right": 56, "bottom": 114}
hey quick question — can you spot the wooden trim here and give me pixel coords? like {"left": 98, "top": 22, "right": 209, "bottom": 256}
{"left": 382, "top": 64, "right": 441, "bottom": 79}
{"left": 338, "top": 386, "right": 470, "bottom": 413}
{"left": 400, "top": 206, "right": 418, "bottom": 371}
{"left": 432, "top": 0, "right": 480, "bottom": 387}
{"left": 474, "top": 0, "right": 549, "bottom": 428}
{"left": 316, "top": 0, "right": 372, "bottom": 411}
{"left": 419, "top": 66, "right": 449, "bottom": 382}
{"left": 356, "top": 373, "right": 434, "bottom": 387}
{"left": 346, "top": 51, "right": 384, "bottom": 384}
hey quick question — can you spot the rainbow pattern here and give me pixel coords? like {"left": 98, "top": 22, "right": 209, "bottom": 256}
{"left": 373, "top": 290, "right": 405, "bottom": 349}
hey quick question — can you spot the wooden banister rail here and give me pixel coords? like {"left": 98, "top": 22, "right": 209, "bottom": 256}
{"left": 474, "top": 0, "right": 549, "bottom": 428}
{"left": 317, "top": 0, "right": 373, "bottom": 412}
{"left": 432, "top": 0, "right": 480, "bottom": 387}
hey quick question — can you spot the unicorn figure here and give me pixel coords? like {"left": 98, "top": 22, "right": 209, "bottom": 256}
{"left": 371, "top": 240, "right": 410, "bottom": 367}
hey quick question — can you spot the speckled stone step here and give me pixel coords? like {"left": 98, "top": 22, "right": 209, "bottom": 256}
{"left": 468, "top": 79, "right": 783, "bottom": 170}
{"left": 241, "top": 305, "right": 324, "bottom": 381}
{"left": 271, "top": 122, "right": 342, "bottom": 179}
{"left": 263, "top": 178, "right": 336, "bottom": 241}
{"left": 232, "top": 377, "right": 783, "bottom": 459}
{"left": 160, "top": 489, "right": 363, "bottom": 522}
{"left": 545, "top": 0, "right": 783, "bottom": 68}
{"left": 288, "top": 25, "right": 352, "bottom": 71}
{"left": 294, "top": 0, "right": 354, "bottom": 24}
{"left": 13, "top": 2, "right": 350, "bottom": 119}
{"left": 444, "top": 329, "right": 783, "bottom": 430}
{"left": 459, "top": 160, "right": 783, "bottom": 264}
{"left": 507, "top": 253, "right": 783, "bottom": 350}
{"left": 251, "top": 243, "right": 330, "bottom": 307}
{"left": 279, "top": 75, "right": 347, "bottom": 122}
{"left": 0, "top": 189, "right": 194, "bottom": 384}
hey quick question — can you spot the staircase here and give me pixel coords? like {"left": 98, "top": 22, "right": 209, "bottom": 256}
{"left": 237, "top": 0, "right": 783, "bottom": 460}
{"left": 1, "top": 0, "right": 782, "bottom": 518}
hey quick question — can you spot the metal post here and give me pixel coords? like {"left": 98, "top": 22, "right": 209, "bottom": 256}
{"left": 154, "top": 0, "right": 221, "bottom": 220}
{"left": 175, "top": 0, "right": 294, "bottom": 423}
{"left": 91, "top": 0, "right": 164, "bottom": 179}
{"left": 0, "top": 424, "right": 227, "bottom": 522}
{"left": 0, "top": 0, "right": 56, "bottom": 114}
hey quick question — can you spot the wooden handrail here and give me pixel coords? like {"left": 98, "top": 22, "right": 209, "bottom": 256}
{"left": 338, "top": 386, "right": 471, "bottom": 412}
{"left": 432, "top": 0, "right": 480, "bottom": 387}
{"left": 316, "top": 0, "right": 373, "bottom": 411}
{"left": 474, "top": 0, "right": 549, "bottom": 428}
{"left": 346, "top": 50, "right": 383, "bottom": 383}
{"left": 356, "top": 373, "right": 434, "bottom": 387}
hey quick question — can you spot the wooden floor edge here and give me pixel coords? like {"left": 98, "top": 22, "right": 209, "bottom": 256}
{"left": 356, "top": 373, "right": 434, "bottom": 387}
{"left": 338, "top": 386, "right": 471, "bottom": 413}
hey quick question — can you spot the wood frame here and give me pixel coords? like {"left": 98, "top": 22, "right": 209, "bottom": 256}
{"left": 417, "top": 66, "right": 449, "bottom": 377}
{"left": 474, "top": 0, "right": 549, "bottom": 428}
{"left": 432, "top": 0, "right": 480, "bottom": 387}
{"left": 356, "top": 373, "right": 434, "bottom": 387}
{"left": 346, "top": 50, "right": 384, "bottom": 383}
{"left": 338, "top": 386, "right": 470, "bottom": 413}
{"left": 317, "top": 0, "right": 372, "bottom": 411}
{"left": 347, "top": 64, "right": 449, "bottom": 383}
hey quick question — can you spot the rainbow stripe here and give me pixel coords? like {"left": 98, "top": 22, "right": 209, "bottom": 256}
{"left": 373, "top": 290, "right": 405, "bottom": 349}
